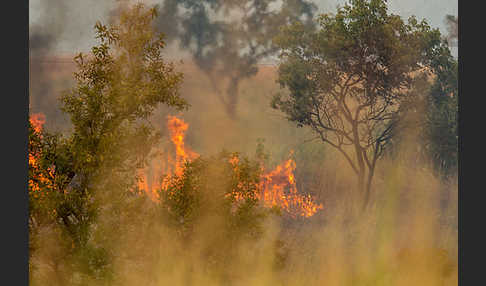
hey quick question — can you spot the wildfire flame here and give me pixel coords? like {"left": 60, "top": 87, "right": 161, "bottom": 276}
{"left": 167, "top": 115, "right": 199, "bottom": 177}
{"left": 138, "top": 115, "right": 323, "bottom": 217}
{"left": 29, "top": 113, "right": 56, "bottom": 198}
{"left": 28, "top": 112, "right": 322, "bottom": 217}
{"left": 257, "top": 157, "right": 323, "bottom": 218}
{"left": 138, "top": 115, "right": 200, "bottom": 201}
{"left": 30, "top": 113, "right": 46, "bottom": 135}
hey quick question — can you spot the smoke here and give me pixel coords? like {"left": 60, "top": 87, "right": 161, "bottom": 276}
{"left": 29, "top": 0, "right": 69, "bottom": 130}
{"left": 29, "top": 0, "right": 68, "bottom": 54}
{"left": 29, "top": 0, "right": 118, "bottom": 131}
{"left": 29, "top": 3, "right": 457, "bottom": 285}
{"left": 29, "top": 135, "right": 458, "bottom": 285}
{"left": 152, "top": 0, "right": 317, "bottom": 119}
{"left": 29, "top": 73, "right": 458, "bottom": 286}
{"left": 29, "top": 0, "right": 458, "bottom": 125}
{"left": 29, "top": 58, "right": 458, "bottom": 284}
{"left": 444, "top": 14, "right": 458, "bottom": 46}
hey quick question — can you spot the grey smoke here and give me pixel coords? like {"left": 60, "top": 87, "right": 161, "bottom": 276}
{"left": 29, "top": 0, "right": 458, "bottom": 124}
{"left": 29, "top": 0, "right": 117, "bottom": 130}
{"left": 29, "top": 0, "right": 69, "bottom": 130}
{"left": 153, "top": 0, "right": 317, "bottom": 119}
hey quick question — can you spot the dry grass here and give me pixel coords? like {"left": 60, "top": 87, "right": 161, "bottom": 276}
{"left": 30, "top": 56, "right": 457, "bottom": 286}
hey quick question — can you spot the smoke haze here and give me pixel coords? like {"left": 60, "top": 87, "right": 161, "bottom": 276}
{"left": 28, "top": 2, "right": 458, "bottom": 285}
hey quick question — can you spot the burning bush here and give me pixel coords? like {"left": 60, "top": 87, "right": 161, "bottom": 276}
{"left": 137, "top": 115, "right": 323, "bottom": 219}
{"left": 158, "top": 151, "right": 267, "bottom": 238}
{"left": 28, "top": 2, "right": 456, "bottom": 285}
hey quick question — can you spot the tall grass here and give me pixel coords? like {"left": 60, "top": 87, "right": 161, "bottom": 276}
{"left": 30, "top": 60, "right": 457, "bottom": 286}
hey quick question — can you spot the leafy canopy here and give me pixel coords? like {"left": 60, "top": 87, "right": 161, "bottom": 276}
{"left": 61, "top": 4, "right": 188, "bottom": 192}
{"left": 29, "top": 4, "right": 189, "bottom": 282}
{"left": 272, "top": 0, "right": 448, "bottom": 207}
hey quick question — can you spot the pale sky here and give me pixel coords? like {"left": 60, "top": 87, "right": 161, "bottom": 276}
{"left": 29, "top": 0, "right": 457, "bottom": 57}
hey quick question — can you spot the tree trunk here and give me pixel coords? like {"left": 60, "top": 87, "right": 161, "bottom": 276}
{"left": 357, "top": 169, "right": 365, "bottom": 206}
{"left": 225, "top": 77, "right": 240, "bottom": 120}
{"left": 352, "top": 122, "right": 368, "bottom": 210}
{"left": 362, "top": 166, "right": 375, "bottom": 211}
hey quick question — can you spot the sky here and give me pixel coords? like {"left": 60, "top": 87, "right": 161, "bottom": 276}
{"left": 29, "top": 0, "right": 458, "bottom": 57}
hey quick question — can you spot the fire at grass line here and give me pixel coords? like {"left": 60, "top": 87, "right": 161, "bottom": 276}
{"left": 28, "top": 1, "right": 457, "bottom": 285}
{"left": 136, "top": 115, "right": 323, "bottom": 218}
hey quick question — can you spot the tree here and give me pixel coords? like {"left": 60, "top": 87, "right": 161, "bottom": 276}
{"left": 29, "top": 4, "right": 188, "bottom": 283}
{"left": 155, "top": 150, "right": 274, "bottom": 282}
{"left": 422, "top": 15, "right": 458, "bottom": 177}
{"left": 272, "top": 0, "right": 447, "bottom": 209}
{"left": 29, "top": 114, "right": 80, "bottom": 285}
{"left": 444, "top": 14, "right": 458, "bottom": 47}
{"left": 159, "top": 151, "right": 268, "bottom": 238}
{"left": 60, "top": 2, "right": 187, "bottom": 224}
{"left": 155, "top": 0, "right": 317, "bottom": 118}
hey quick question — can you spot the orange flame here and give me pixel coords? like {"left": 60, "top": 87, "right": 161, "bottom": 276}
{"left": 30, "top": 113, "right": 46, "bottom": 135}
{"left": 258, "top": 156, "right": 323, "bottom": 218}
{"left": 137, "top": 116, "right": 323, "bottom": 218}
{"left": 29, "top": 112, "right": 56, "bottom": 199}
{"left": 167, "top": 115, "right": 199, "bottom": 177}
{"left": 138, "top": 116, "right": 199, "bottom": 200}
{"left": 228, "top": 153, "right": 323, "bottom": 217}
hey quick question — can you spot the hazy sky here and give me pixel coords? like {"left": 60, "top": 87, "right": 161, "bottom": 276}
{"left": 29, "top": 0, "right": 457, "bottom": 56}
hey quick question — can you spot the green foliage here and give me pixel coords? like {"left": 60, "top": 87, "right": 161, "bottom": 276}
{"left": 158, "top": 151, "right": 268, "bottom": 240}
{"left": 423, "top": 33, "right": 458, "bottom": 177}
{"left": 155, "top": 150, "right": 271, "bottom": 281}
{"left": 273, "top": 0, "right": 443, "bottom": 126}
{"left": 272, "top": 0, "right": 449, "bottom": 208}
{"left": 61, "top": 4, "right": 187, "bottom": 183}
{"left": 28, "top": 119, "right": 102, "bottom": 283}
{"left": 386, "top": 14, "right": 458, "bottom": 177}
{"left": 57, "top": 1, "right": 188, "bottom": 240}
{"left": 29, "top": 119, "right": 76, "bottom": 235}
{"left": 29, "top": 3, "right": 188, "bottom": 282}
{"left": 29, "top": 2, "right": 458, "bottom": 284}
{"left": 424, "top": 94, "right": 457, "bottom": 177}
{"left": 255, "top": 138, "right": 270, "bottom": 162}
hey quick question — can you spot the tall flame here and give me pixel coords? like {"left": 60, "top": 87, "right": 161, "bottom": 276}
{"left": 29, "top": 112, "right": 56, "bottom": 199}
{"left": 30, "top": 113, "right": 46, "bottom": 135}
{"left": 138, "top": 116, "right": 199, "bottom": 201}
{"left": 137, "top": 115, "right": 323, "bottom": 217}
{"left": 167, "top": 115, "right": 199, "bottom": 177}
{"left": 258, "top": 156, "right": 323, "bottom": 218}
